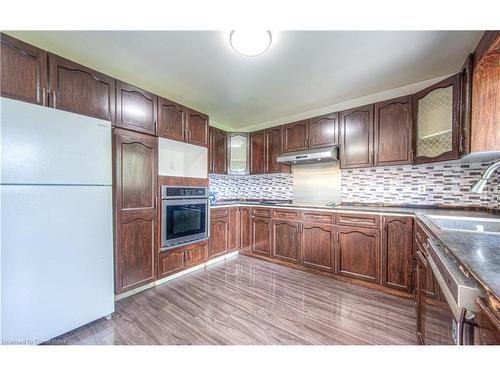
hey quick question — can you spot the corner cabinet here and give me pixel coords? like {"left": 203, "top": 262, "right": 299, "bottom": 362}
{"left": 340, "top": 105, "right": 374, "bottom": 169}
{"left": 0, "top": 33, "right": 48, "bottom": 105}
{"left": 115, "top": 81, "right": 157, "bottom": 135}
{"left": 114, "top": 128, "right": 157, "bottom": 294}
{"left": 48, "top": 53, "right": 115, "bottom": 122}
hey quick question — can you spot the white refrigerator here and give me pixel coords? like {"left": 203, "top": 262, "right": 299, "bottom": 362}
{"left": 1, "top": 98, "right": 114, "bottom": 344}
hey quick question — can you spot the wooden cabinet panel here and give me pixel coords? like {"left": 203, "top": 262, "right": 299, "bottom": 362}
{"left": 228, "top": 207, "right": 240, "bottom": 251}
{"left": 114, "top": 128, "right": 157, "bottom": 294}
{"left": 185, "top": 241, "right": 209, "bottom": 267}
{"left": 283, "top": 121, "right": 308, "bottom": 152}
{"left": 48, "top": 54, "right": 115, "bottom": 122}
{"left": 240, "top": 207, "right": 252, "bottom": 253}
{"left": 301, "top": 223, "right": 334, "bottom": 272}
{"left": 474, "top": 297, "right": 500, "bottom": 345}
{"left": 186, "top": 109, "right": 209, "bottom": 147}
{"left": 250, "top": 130, "right": 266, "bottom": 174}
{"left": 266, "top": 126, "right": 286, "bottom": 173}
{"left": 158, "top": 97, "right": 186, "bottom": 142}
{"left": 272, "top": 220, "right": 300, "bottom": 263}
{"left": 335, "top": 212, "right": 380, "bottom": 228}
{"left": 340, "top": 105, "right": 374, "bottom": 169}
{"left": 158, "top": 249, "right": 184, "bottom": 278}
{"left": 211, "top": 207, "right": 229, "bottom": 218}
{"left": 209, "top": 126, "right": 227, "bottom": 174}
{"left": 252, "top": 217, "right": 272, "bottom": 257}
{"left": 471, "top": 32, "right": 500, "bottom": 153}
{"left": 308, "top": 113, "right": 339, "bottom": 149}
{"left": 381, "top": 216, "right": 413, "bottom": 291}
{"left": 336, "top": 226, "right": 380, "bottom": 283}
{"left": 252, "top": 207, "right": 272, "bottom": 217}
{"left": 209, "top": 216, "right": 229, "bottom": 259}
{"left": 116, "top": 81, "right": 157, "bottom": 135}
{"left": 273, "top": 208, "right": 300, "bottom": 221}
{"left": 0, "top": 33, "right": 48, "bottom": 105}
{"left": 301, "top": 210, "right": 335, "bottom": 224}
{"left": 374, "top": 96, "right": 412, "bottom": 166}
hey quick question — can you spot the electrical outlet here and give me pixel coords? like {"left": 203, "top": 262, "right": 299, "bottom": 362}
{"left": 418, "top": 185, "right": 426, "bottom": 194}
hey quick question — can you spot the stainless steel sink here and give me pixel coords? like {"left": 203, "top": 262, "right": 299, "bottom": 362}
{"left": 426, "top": 215, "right": 500, "bottom": 235}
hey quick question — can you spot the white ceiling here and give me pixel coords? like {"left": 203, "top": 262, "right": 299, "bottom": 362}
{"left": 10, "top": 31, "right": 483, "bottom": 130}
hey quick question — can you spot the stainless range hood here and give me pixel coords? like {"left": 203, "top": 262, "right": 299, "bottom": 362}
{"left": 277, "top": 147, "right": 339, "bottom": 165}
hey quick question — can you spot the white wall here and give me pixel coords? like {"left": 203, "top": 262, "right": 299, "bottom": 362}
{"left": 158, "top": 138, "right": 208, "bottom": 178}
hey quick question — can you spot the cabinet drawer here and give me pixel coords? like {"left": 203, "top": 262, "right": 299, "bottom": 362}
{"left": 273, "top": 208, "right": 300, "bottom": 221}
{"left": 301, "top": 210, "right": 335, "bottom": 223}
{"left": 211, "top": 208, "right": 229, "bottom": 218}
{"left": 158, "top": 249, "right": 184, "bottom": 278}
{"left": 185, "top": 241, "right": 208, "bottom": 267}
{"left": 336, "top": 212, "right": 380, "bottom": 228}
{"left": 252, "top": 207, "right": 272, "bottom": 218}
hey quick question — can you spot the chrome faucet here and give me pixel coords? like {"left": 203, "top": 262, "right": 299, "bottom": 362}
{"left": 470, "top": 159, "right": 500, "bottom": 193}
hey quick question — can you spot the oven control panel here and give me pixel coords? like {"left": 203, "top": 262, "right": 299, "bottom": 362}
{"left": 162, "top": 186, "right": 207, "bottom": 199}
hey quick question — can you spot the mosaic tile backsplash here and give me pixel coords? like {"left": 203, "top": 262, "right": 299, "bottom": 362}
{"left": 341, "top": 162, "right": 500, "bottom": 209}
{"left": 209, "top": 173, "right": 293, "bottom": 200}
{"left": 209, "top": 162, "right": 500, "bottom": 209}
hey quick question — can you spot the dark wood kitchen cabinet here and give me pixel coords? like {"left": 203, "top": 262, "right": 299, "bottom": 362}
{"left": 158, "top": 240, "right": 208, "bottom": 279}
{"left": 301, "top": 223, "right": 335, "bottom": 272}
{"left": 283, "top": 120, "right": 309, "bottom": 152}
{"left": 114, "top": 128, "right": 157, "bottom": 294}
{"left": 115, "top": 81, "right": 157, "bottom": 135}
{"left": 374, "top": 96, "right": 413, "bottom": 166}
{"left": 209, "top": 126, "right": 227, "bottom": 174}
{"left": 186, "top": 109, "right": 209, "bottom": 147}
{"left": 48, "top": 53, "right": 115, "bottom": 122}
{"left": 381, "top": 215, "right": 413, "bottom": 291}
{"left": 250, "top": 127, "right": 290, "bottom": 174}
{"left": 252, "top": 217, "right": 272, "bottom": 257}
{"left": 474, "top": 297, "right": 500, "bottom": 345}
{"left": 336, "top": 225, "right": 380, "bottom": 283}
{"left": 272, "top": 219, "right": 300, "bottom": 263}
{"left": 240, "top": 207, "right": 252, "bottom": 253}
{"left": 0, "top": 33, "right": 48, "bottom": 106}
{"left": 340, "top": 104, "right": 374, "bottom": 169}
{"left": 209, "top": 208, "right": 229, "bottom": 259}
{"left": 308, "top": 112, "right": 339, "bottom": 149}
{"left": 228, "top": 207, "right": 240, "bottom": 251}
{"left": 185, "top": 240, "right": 209, "bottom": 267}
{"left": 157, "top": 97, "right": 186, "bottom": 142}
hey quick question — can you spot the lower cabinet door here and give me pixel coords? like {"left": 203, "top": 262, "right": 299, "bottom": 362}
{"left": 301, "top": 223, "right": 335, "bottom": 272}
{"left": 209, "top": 216, "right": 229, "bottom": 259}
{"left": 185, "top": 241, "right": 208, "bottom": 267}
{"left": 336, "top": 226, "right": 380, "bottom": 283}
{"left": 240, "top": 207, "right": 252, "bottom": 253}
{"left": 252, "top": 217, "right": 272, "bottom": 257}
{"left": 158, "top": 249, "right": 185, "bottom": 278}
{"left": 228, "top": 207, "right": 240, "bottom": 251}
{"left": 381, "top": 216, "right": 413, "bottom": 291}
{"left": 272, "top": 219, "right": 300, "bottom": 263}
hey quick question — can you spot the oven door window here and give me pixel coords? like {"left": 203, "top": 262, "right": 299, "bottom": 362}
{"left": 165, "top": 203, "right": 206, "bottom": 242}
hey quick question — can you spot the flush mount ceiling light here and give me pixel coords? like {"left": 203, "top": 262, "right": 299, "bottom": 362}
{"left": 229, "top": 30, "right": 272, "bottom": 57}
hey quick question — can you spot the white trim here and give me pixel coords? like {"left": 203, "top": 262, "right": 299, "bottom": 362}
{"left": 115, "top": 250, "right": 239, "bottom": 301}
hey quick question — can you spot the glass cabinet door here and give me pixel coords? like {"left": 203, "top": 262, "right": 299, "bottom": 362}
{"left": 413, "top": 74, "right": 461, "bottom": 164}
{"left": 227, "top": 133, "right": 249, "bottom": 174}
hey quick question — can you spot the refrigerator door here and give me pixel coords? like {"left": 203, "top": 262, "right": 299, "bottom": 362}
{"left": 1, "top": 98, "right": 112, "bottom": 186}
{"left": 1, "top": 185, "right": 114, "bottom": 344}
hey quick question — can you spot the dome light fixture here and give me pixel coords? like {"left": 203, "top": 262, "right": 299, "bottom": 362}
{"left": 229, "top": 30, "right": 272, "bottom": 57}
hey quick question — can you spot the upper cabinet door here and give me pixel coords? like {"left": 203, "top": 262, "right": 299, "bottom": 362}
{"left": 340, "top": 104, "right": 374, "bottom": 169}
{"left": 209, "top": 126, "right": 227, "bottom": 174}
{"left": 374, "top": 96, "right": 413, "bottom": 166}
{"left": 0, "top": 33, "right": 48, "bottom": 106}
{"left": 413, "top": 74, "right": 461, "bottom": 164}
{"left": 283, "top": 121, "right": 308, "bottom": 152}
{"left": 227, "top": 133, "right": 249, "bottom": 175}
{"left": 266, "top": 126, "right": 285, "bottom": 173}
{"left": 250, "top": 130, "right": 266, "bottom": 174}
{"left": 48, "top": 54, "right": 115, "bottom": 122}
{"left": 308, "top": 113, "right": 339, "bottom": 149}
{"left": 158, "top": 97, "right": 186, "bottom": 141}
{"left": 186, "top": 109, "right": 209, "bottom": 147}
{"left": 115, "top": 81, "right": 157, "bottom": 135}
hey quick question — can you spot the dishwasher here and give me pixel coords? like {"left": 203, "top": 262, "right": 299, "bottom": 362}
{"left": 416, "top": 233, "right": 482, "bottom": 345}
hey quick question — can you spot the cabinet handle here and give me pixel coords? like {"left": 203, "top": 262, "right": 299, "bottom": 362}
{"left": 52, "top": 90, "right": 57, "bottom": 108}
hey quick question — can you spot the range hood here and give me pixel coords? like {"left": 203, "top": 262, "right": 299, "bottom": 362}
{"left": 277, "top": 147, "right": 339, "bottom": 165}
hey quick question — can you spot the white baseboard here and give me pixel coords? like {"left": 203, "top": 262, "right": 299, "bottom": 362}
{"left": 115, "top": 250, "right": 239, "bottom": 301}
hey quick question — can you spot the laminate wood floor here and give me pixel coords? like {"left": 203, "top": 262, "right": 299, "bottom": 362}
{"left": 54, "top": 255, "right": 418, "bottom": 345}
